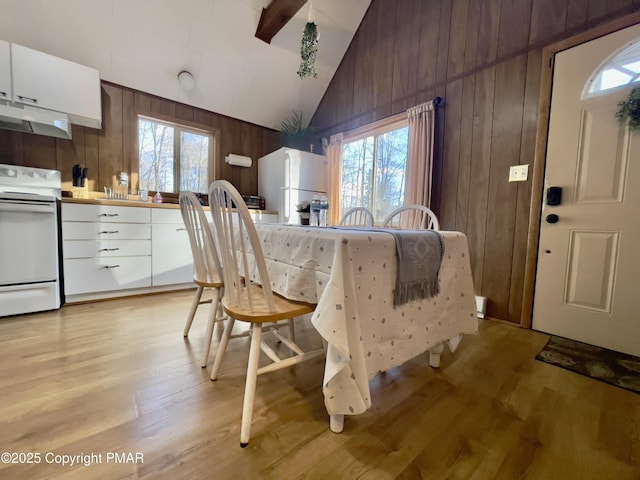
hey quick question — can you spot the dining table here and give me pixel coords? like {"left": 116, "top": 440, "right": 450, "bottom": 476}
{"left": 248, "top": 223, "right": 478, "bottom": 433}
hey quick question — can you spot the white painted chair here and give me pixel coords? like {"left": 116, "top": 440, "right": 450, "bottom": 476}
{"left": 338, "top": 206, "right": 374, "bottom": 227}
{"left": 208, "top": 180, "right": 325, "bottom": 448}
{"left": 382, "top": 204, "right": 440, "bottom": 230}
{"left": 179, "top": 191, "right": 225, "bottom": 368}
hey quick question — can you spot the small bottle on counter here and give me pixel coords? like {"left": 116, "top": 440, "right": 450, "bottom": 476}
{"left": 319, "top": 195, "right": 329, "bottom": 227}
{"left": 153, "top": 191, "right": 163, "bottom": 204}
{"left": 310, "top": 195, "right": 320, "bottom": 226}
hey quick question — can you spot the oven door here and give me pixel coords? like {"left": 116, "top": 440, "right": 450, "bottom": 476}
{"left": 0, "top": 197, "right": 61, "bottom": 317}
{"left": 0, "top": 198, "right": 58, "bottom": 285}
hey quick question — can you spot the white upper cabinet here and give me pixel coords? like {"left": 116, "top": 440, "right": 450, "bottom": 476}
{"left": 10, "top": 43, "right": 101, "bottom": 129}
{"left": 0, "top": 40, "right": 11, "bottom": 101}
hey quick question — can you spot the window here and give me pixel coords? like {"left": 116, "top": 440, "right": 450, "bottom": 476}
{"left": 138, "top": 116, "right": 213, "bottom": 194}
{"left": 341, "top": 119, "right": 409, "bottom": 223}
{"left": 585, "top": 38, "right": 640, "bottom": 97}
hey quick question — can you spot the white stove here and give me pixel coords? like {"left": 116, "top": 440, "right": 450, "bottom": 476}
{"left": 0, "top": 163, "right": 62, "bottom": 317}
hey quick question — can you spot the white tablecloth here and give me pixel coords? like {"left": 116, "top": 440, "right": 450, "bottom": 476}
{"left": 252, "top": 224, "right": 478, "bottom": 417}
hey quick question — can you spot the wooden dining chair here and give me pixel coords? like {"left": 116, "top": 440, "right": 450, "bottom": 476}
{"left": 338, "top": 206, "right": 375, "bottom": 227}
{"left": 208, "top": 180, "right": 325, "bottom": 447}
{"left": 179, "top": 191, "right": 225, "bottom": 368}
{"left": 382, "top": 204, "right": 440, "bottom": 230}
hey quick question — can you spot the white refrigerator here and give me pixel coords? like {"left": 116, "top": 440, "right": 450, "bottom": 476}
{"left": 258, "top": 147, "right": 328, "bottom": 224}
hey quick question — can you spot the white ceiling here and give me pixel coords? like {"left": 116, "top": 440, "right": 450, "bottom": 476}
{"left": 0, "top": 0, "right": 370, "bottom": 130}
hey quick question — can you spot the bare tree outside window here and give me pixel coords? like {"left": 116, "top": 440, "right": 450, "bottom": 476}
{"left": 341, "top": 125, "right": 408, "bottom": 223}
{"left": 180, "top": 131, "right": 209, "bottom": 193}
{"left": 138, "top": 116, "right": 211, "bottom": 194}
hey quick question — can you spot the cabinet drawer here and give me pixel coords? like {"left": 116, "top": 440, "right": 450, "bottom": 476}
{"left": 151, "top": 208, "right": 186, "bottom": 224}
{"left": 62, "top": 203, "right": 150, "bottom": 223}
{"left": 63, "top": 239, "right": 151, "bottom": 259}
{"left": 63, "top": 222, "right": 150, "bottom": 240}
{"left": 63, "top": 256, "right": 151, "bottom": 295}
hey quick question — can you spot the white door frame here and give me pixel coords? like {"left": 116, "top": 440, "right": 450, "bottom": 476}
{"left": 521, "top": 12, "right": 640, "bottom": 328}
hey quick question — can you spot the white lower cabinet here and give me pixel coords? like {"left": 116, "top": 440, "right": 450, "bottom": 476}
{"left": 151, "top": 209, "right": 194, "bottom": 286}
{"left": 62, "top": 203, "right": 194, "bottom": 302}
{"left": 62, "top": 203, "right": 151, "bottom": 299}
{"left": 61, "top": 203, "right": 276, "bottom": 301}
{"left": 250, "top": 211, "right": 278, "bottom": 223}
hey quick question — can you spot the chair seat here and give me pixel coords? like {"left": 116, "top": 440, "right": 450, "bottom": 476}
{"left": 194, "top": 277, "right": 224, "bottom": 289}
{"left": 222, "top": 284, "right": 314, "bottom": 323}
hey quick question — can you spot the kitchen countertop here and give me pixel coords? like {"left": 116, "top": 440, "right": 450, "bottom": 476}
{"left": 63, "top": 197, "right": 184, "bottom": 209}
{"left": 62, "top": 197, "right": 277, "bottom": 215}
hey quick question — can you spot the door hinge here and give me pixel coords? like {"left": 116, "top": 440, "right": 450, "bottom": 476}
{"left": 549, "top": 56, "right": 554, "bottom": 69}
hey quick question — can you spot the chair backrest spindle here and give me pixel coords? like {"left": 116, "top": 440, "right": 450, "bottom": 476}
{"left": 209, "top": 180, "right": 278, "bottom": 314}
{"left": 382, "top": 204, "right": 440, "bottom": 230}
{"left": 338, "top": 206, "right": 375, "bottom": 227}
{"left": 179, "top": 191, "right": 223, "bottom": 285}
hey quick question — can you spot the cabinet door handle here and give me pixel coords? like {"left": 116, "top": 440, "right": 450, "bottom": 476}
{"left": 0, "top": 91, "right": 7, "bottom": 98}
{"left": 99, "top": 213, "right": 119, "bottom": 217}
{"left": 176, "top": 227, "right": 187, "bottom": 231}
{"left": 99, "top": 230, "right": 119, "bottom": 234}
{"left": 101, "top": 265, "right": 121, "bottom": 269}
{"left": 100, "top": 248, "right": 120, "bottom": 252}
{"left": 17, "top": 95, "right": 38, "bottom": 104}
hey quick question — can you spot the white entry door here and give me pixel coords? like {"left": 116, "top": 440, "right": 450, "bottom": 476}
{"left": 533, "top": 24, "right": 640, "bottom": 356}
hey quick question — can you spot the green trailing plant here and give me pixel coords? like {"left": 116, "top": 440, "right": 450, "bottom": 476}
{"left": 615, "top": 85, "right": 640, "bottom": 129}
{"left": 297, "top": 21, "right": 319, "bottom": 79}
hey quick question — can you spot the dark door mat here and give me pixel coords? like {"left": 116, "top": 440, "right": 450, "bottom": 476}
{"left": 536, "top": 335, "right": 640, "bottom": 394}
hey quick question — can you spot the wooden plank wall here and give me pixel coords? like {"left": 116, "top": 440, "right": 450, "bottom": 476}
{"left": 311, "top": 0, "right": 640, "bottom": 324}
{"left": 0, "top": 81, "right": 280, "bottom": 196}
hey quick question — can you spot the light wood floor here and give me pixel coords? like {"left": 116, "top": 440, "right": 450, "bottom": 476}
{"left": 1, "top": 291, "right": 639, "bottom": 479}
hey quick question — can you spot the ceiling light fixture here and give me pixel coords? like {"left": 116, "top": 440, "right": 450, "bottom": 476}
{"left": 178, "top": 70, "right": 195, "bottom": 91}
{"left": 297, "top": 1, "right": 319, "bottom": 79}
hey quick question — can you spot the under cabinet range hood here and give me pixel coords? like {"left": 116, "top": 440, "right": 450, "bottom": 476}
{"left": 0, "top": 102, "right": 72, "bottom": 139}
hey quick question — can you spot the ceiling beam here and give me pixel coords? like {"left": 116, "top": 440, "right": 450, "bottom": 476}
{"left": 255, "top": 0, "right": 308, "bottom": 44}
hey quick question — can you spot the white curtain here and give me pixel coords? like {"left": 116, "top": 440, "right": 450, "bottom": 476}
{"left": 323, "top": 133, "right": 343, "bottom": 225}
{"left": 405, "top": 101, "right": 436, "bottom": 208}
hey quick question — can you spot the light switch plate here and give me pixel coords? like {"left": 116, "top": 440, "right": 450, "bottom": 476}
{"left": 509, "top": 164, "right": 529, "bottom": 182}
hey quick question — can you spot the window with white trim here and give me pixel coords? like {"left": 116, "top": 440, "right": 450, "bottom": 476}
{"left": 341, "top": 117, "right": 409, "bottom": 223}
{"left": 586, "top": 38, "right": 640, "bottom": 96}
{"left": 138, "top": 115, "right": 213, "bottom": 194}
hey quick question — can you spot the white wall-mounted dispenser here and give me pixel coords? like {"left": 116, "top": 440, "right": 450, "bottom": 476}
{"left": 225, "top": 154, "right": 253, "bottom": 168}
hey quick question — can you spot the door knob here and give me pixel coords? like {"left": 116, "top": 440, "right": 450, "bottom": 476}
{"left": 546, "top": 214, "right": 559, "bottom": 224}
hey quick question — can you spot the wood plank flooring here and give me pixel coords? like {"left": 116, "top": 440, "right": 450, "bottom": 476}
{"left": 1, "top": 291, "right": 639, "bottom": 479}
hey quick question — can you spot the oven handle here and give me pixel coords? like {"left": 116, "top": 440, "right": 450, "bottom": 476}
{"left": 0, "top": 201, "right": 55, "bottom": 214}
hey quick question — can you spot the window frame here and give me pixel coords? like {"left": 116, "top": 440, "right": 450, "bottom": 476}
{"left": 132, "top": 111, "right": 220, "bottom": 196}
{"left": 584, "top": 37, "right": 640, "bottom": 98}
{"left": 341, "top": 112, "right": 409, "bottom": 222}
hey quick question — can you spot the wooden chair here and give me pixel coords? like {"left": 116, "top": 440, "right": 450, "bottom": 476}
{"left": 208, "top": 180, "right": 325, "bottom": 448}
{"left": 382, "top": 204, "right": 440, "bottom": 230}
{"left": 179, "top": 191, "right": 225, "bottom": 368}
{"left": 338, "top": 206, "right": 374, "bottom": 227}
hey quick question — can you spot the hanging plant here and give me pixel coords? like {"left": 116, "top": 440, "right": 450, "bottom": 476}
{"left": 297, "top": 21, "right": 319, "bottom": 79}
{"left": 615, "top": 85, "right": 640, "bottom": 129}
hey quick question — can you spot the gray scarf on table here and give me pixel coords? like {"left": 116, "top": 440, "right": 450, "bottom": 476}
{"left": 388, "top": 229, "right": 445, "bottom": 307}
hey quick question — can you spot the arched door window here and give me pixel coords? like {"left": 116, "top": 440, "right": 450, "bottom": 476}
{"left": 584, "top": 38, "right": 640, "bottom": 98}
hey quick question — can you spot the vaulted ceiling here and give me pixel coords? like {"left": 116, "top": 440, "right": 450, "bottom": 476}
{"left": 0, "top": 0, "right": 370, "bottom": 130}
